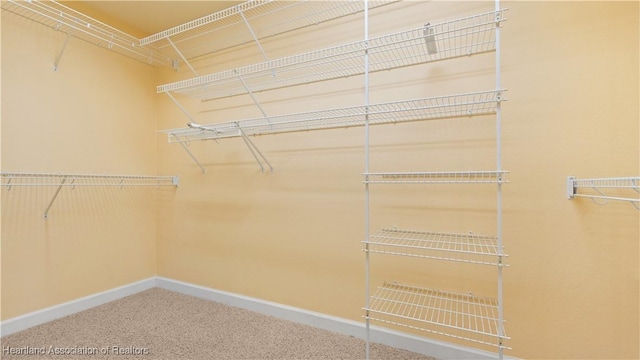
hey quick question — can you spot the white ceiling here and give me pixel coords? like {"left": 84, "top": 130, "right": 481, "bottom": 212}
{"left": 63, "top": 1, "right": 242, "bottom": 38}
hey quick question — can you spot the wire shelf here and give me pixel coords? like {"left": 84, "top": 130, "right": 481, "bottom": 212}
{"left": 365, "top": 228, "right": 506, "bottom": 266}
{"left": 157, "top": 9, "right": 506, "bottom": 99}
{"left": 365, "top": 281, "right": 509, "bottom": 349}
{"left": 567, "top": 176, "right": 640, "bottom": 208}
{"left": 364, "top": 171, "right": 508, "bottom": 184}
{"left": 0, "top": 172, "right": 179, "bottom": 187}
{"left": 141, "top": 0, "right": 396, "bottom": 61}
{"left": 1, "top": 0, "right": 172, "bottom": 67}
{"left": 161, "top": 90, "right": 504, "bottom": 143}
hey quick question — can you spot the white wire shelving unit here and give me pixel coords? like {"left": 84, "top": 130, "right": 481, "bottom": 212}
{"left": 0, "top": 172, "right": 179, "bottom": 218}
{"left": 157, "top": 9, "right": 505, "bottom": 100}
{"left": 360, "top": 1, "right": 509, "bottom": 358}
{"left": 140, "top": 0, "right": 396, "bottom": 72}
{"left": 567, "top": 176, "right": 640, "bottom": 209}
{"left": 367, "top": 281, "right": 507, "bottom": 348}
{"left": 365, "top": 228, "right": 507, "bottom": 266}
{"left": 364, "top": 171, "right": 508, "bottom": 184}
{"left": 158, "top": 8, "right": 506, "bottom": 174}
{"left": 162, "top": 90, "right": 504, "bottom": 142}
{"left": 0, "top": 0, "right": 172, "bottom": 70}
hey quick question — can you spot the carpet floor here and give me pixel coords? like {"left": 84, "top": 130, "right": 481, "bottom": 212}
{"left": 1, "top": 288, "right": 436, "bottom": 360}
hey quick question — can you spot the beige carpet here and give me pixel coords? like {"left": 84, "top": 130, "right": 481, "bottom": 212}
{"left": 1, "top": 288, "right": 435, "bottom": 360}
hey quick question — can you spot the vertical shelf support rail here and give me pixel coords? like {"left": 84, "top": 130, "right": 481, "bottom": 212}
{"left": 363, "top": 0, "right": 371, "bottom": 359}
{"left": 495, "top": 0, "right": 505, "bottom": 357}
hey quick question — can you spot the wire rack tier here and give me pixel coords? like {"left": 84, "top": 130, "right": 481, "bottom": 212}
{"left": 157, "top": 9, "right": 506, "bottom": 100}
{"left": 141, "top": 0, "right": 396, "bottom": 62}
{"left": 365, "top": 228, "right": 506, "bottom": 266}
{"left": 567, "top": 176, "right": 640, "bottom": 208}
{"left": 0, "top": 0, "right": 171, "bottom": 67}
{"left": 364, "top": 171, "right": 508, "bottom": 184}
{"left": 162, "top": 90, "right": 504, "bottom": 143}
{"left": 365, "top": 281, "right": 509, "bottom": 349}
{"left": 0, "top": 172, "right": 179, "bottom": 187}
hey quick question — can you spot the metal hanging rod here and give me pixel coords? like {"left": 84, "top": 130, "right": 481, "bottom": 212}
{"left": 157, "top": 9, "right": 507, "bottom": 100}
{"left": 161, "top": 90, "right": 505, "bottom": 143}
{"left": 1, "top": 172, "right": 178, "bottom": 219}
{"left": 140, "top": 0, "right": 397, "bottom": 62}
{"left": 364, "top": 281, "right": 510, "bottom": 349}
{"left": 1, "top": 0, "right": 172, "bottom": 67}
{"left": 364, "top": 228, "right": 508, "bottom": 266}
{"left": 567, "top": 176, "right": 640, "bottom": 209}
{"left": 363, "top": 171, "right": 509, "bottom": 184}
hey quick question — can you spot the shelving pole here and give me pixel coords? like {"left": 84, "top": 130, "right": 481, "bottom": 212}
{"left": 495, "top": 0, "right": 504, "bottom": 358}
{"left": 364, "top": 0, "right": 371, "bottom": 359}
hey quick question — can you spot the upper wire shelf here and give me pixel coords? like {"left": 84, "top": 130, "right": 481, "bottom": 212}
{"left": 365, "top": 281, "right": 509, "bottom": 349}
{"left": 365, "top": 228, "right": 507, "bottom": 266}
{"left": 0, "top": 172, "right": 179, "bottom": 187}
{"left": 364, "top": 171, "right": 509, "bottom": 184}
{"left": 0, "top": 0, "right": 172, "bottom": 67}
{"left": 141, "top": 0, "right": 397, "bottom": 62}
{"left": 567, "top": 176, "right": 640, "bottom": 209}
{"left": 157, "top": 9, "right": 507, "bottom": 99}
{"left": 161, "top": 90, "right": 504, "bottom": 143}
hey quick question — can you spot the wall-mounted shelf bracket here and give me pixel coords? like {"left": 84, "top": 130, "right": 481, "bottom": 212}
{"left": 166, "top": 37, "right": 198, "bottom": 76}
{"left": 172, "top": 133, "right": 206, "bottom": 174}
{"left": 239, "top": 9, "right": 269, "bottom": 62}
{"left": 43, "top": 177, "right": 67, "bottom": 218}
{"left": 567, "top": 176, "right": 640, "bottom": 209}
{"left": 53, "top": 32, "right": 73, "bottom": 72}
{"left": 239, "top": 127, "right": 273, "bottom": 172}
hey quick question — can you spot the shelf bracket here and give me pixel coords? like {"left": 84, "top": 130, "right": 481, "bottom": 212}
{"left": 239, "top": 127, "right": 273, "bottom": 172}
{"left": 43, "top": 176, "right": 67, "bottom": 219}
{"left": 239, "top": 10, "right": 269, "bottom": 62}
{"left": 171, "top": 133, "right": 206, "bottom": 174}
{"left": 5, "top": 177, "right": 12, "bottom": 191}
{"left": 234, "top": 70, "right": 270, "bottom": 122}
{"left": 53, "top": 32, "right": 73, "bottom": 72}
{"left": 166, "top": 37, "right": 199, "bottom": 76}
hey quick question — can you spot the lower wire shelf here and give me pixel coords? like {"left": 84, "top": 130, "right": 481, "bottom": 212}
{"left": 365, "top": 281, "right": 509, "bottom": 349}
{"left": 365, "top": 228, "right": 507, "bottom": 266}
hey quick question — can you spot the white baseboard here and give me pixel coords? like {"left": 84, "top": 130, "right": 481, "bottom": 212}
{"left": 156, "top": 277, "right": 514, "bottom": 360}
{"left": 0, "top": 277, "right": 156, "bottom": 337}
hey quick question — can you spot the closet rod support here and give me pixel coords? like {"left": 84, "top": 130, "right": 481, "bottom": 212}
{"left": 44, "top": 177, "right": 67, "bottom": 219}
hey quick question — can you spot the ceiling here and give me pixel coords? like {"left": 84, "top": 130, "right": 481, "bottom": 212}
{"left": 62, "top": 1, "right": 242, "bottom": 38}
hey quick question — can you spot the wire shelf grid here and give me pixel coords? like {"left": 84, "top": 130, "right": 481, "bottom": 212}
{"left": 157, "top": 9, "right": 506, "bottom": 99}
{"left": 0, "top": 172, "right": 179, "bottom": 187}
{"left": 1, "top": 0, "right": 171, "bottom": 67}
{"left": 567, "top": 176, "right": 640, "bottom": 208}
{"left": 161, "top": 90, "right": 504, "bottom": 142}
{"left": 365, "top": 281, "right": 509, "bottom": 349}
{"left": 142, "top": 0, "right": 396, "bottom": 61}
{"left": 364, "top": 171, "right": 508, "bottom": 184}
{"left": 365, "top": 228, "right": 506, "bottom": 266}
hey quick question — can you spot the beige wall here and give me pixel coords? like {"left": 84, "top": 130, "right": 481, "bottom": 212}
{"left": 156, "top": 1, "right": 639, "bottom": 359}
{"left": 1, "top": 1, "right": 638, "bottom": 359}
{"left": 1, "top": 11, "right": 160, "bottom": 319}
